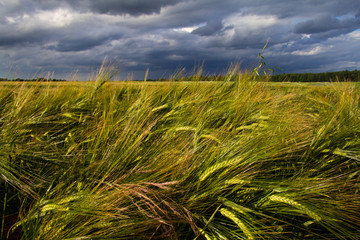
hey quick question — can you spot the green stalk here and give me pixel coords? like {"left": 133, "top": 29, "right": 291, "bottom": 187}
{"left": 1, "top": 182, "right": 8, "bottom": 239}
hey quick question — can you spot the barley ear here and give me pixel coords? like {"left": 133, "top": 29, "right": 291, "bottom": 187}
{"left": 220, "top": 208, "right": 254, "bottom": 240}
{"left": 268, "top": 195, "right": 321, "bottom": 222}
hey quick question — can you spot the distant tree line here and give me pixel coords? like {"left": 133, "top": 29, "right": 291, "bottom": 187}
{"left": 146, "top": 70, "right": 360, "bottom": 82}
{"left": 269, "top": 70, "right": 360, "bottom": 82}
{"left": 0, "top": 77, "right": 66, "bottom": 82}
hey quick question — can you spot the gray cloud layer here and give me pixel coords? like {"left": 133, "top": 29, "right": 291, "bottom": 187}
{"left": 1, "top": 0, "right": 360, "bottom": 79}
{"left": 88, "top": 0, "right": 185, "bottom": 16}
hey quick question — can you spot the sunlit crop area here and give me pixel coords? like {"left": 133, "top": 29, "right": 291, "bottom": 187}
{"left": 1, "top": 66, "right": 359, "bottom": 239}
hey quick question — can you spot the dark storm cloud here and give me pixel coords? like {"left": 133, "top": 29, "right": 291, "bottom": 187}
{"left": 49, "top": 38, "right": 109, "bottom": 52}
{"left": 0, "top": 0, "right": 360, "bottom": 80}
{"left": 294, "top": 14, "right": 360, "bottom": 35}
{"left": 88, "top": 0, "right": 185, "bottom": 16}
{"left": 48, "top": 32, "right": 123, "bottom": 52}
{"left": 0, "top": 24, "right": 49, "bottom": 47}
{"left": 191, "top": 20, "right": 224, "bottom": 36}
{"left": 27, "top": 0, "right": 187, "bottom": 16}
{"left": 241, "top": 0, "right": 360, "bottom": 18}
{"left": 0, "top": 34, "right": 40, "bottom": 47}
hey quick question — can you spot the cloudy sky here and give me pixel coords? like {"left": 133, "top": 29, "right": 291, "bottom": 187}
{"left": 1, "top": 0, "right": 360, "bottom": 80}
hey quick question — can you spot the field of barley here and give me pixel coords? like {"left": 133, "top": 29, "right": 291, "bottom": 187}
{"left": 1, "top": 67, "right": 359, "bottom": 239}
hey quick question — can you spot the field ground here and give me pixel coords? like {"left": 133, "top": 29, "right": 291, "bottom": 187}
{"left": 1, "top": 73, "right": 359, "bottom": 239}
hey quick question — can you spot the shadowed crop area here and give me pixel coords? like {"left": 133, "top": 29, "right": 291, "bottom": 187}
{"left": 1, "top": 66, "right": 359, "bottom": 239}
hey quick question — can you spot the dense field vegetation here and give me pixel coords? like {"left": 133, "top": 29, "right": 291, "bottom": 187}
{"left": 1, "top": 66, "right": 360, "bottom": 239}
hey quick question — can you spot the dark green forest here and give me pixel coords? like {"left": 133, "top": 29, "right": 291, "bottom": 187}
{"left": 147, "top": 70, "right": 360, "bottom": 82}
{"left": 269, "top": 70, "right": 360, "bottom": 82}
{"left": 0, "top": 77, "right": 66, "bottom": 82}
